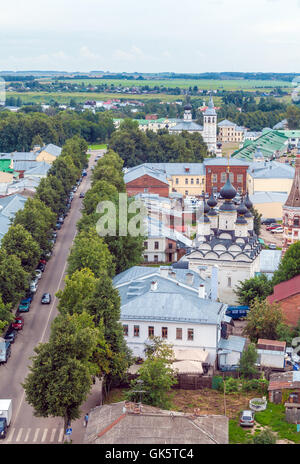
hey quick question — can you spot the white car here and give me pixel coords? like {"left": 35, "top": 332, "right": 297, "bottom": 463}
{"left": 30, "top": 281, "right": 38, "bottom": 293}
{"left": 35, "top": 269, "right": 42, "bottom": 280}
{"left": 272, "top": 227, "right": 283, "bottom": 233}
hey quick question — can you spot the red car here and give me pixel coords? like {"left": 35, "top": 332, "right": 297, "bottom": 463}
{"left": 266, "top": 224, "right": 281, "bottom": 231}
{"left": 12, "top": 316, "right": 24, "bottom": 330}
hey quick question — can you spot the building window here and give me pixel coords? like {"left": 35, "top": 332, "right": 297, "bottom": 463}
{"left": 144, "top": 255, "right": 148, "bottom": 262}
{"left": 134, "top": 325, "right": 140, "bottom": 337}
{"left": 168, "top": 243, "right": 173, "bottom": 249}
{"left": 229, "top": 172, "right": 234, "bottom": 183}
{"left": 123, "top": 325, "right": 128, "bottom": 336}
{"left": 162, "top": 327, "right": 168, "bottom": 339}
{"left": 191, "top": 178, "right": 194, "bottom": 184}
{"left": 144, "top": 241, "right": 148, "bottom": 249}
{"left": 212, "top": 174, "right": 217, "bottom": 183}
{"left": 176, "top": 328, "right": 182, "bottom": 340}
{"left": 144, "top": 188, "right": 148, "bottom": 193}
{"left": 175, "top": 178, "right": 179, "bottom": 184}
{"left": 228, "top": 277, "right": 232, "bottom": 288}
{"left": 185, "top": 178, "right": 189, "bottom": 185}
{"left": 221, "top": 172, "right": 227, "bottom": 183}
{"left": 148, "top": 326, "right": 154, "bottom": 338}
{"left": 196, "top": 178, "right": 200, "bottom": 184}
{"left": 185, "top": 190, "right": 189, "bottom": 195}
{"left": 237, "top": 174, "right": 243, "bottom": 183}
{"left": 154, "top": 241, "right": 159, "bottom": 250}
{"left": 187, "top": 328, "right": 194, "bottom": 341}
{"left": 154, "top": 255, "right": 158, "bottom": 263}
{"left": 294, "top": 218, "right": 299, "bottom": 226}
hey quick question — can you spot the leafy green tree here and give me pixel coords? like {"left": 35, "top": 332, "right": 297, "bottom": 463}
{"left": 234, "top": 274, "right": 273, "bottom": 306}
{"left": 23, "top": 312, "right": 100, "bottom": 430}
{"left": 0, "top": 296, "right": 13, "bottom": 333}
{"left": 243, "top": 298, "right": 287, "bottom": 343}
{"left": 56, "top": 268, "right": 98, "bottom": 316}
{"left": 1, "top": 224, "right": 41, "bottom": 273}
{"left": 272, "top": 241, "right": 300, "bottom": 286}
{"left": 127, "top": 339, "right": 177, "bottom": 409}
{"left": 67, "top": 228, "right": 115, "bottom": 278}
{"left": 13, "top": 197, "right": 56, "bottom": 252}
{"left": 238, "top": 343, "right": 258, "bottom": 378}
{"left": 0, "top": 250, "right": 29, "bottom": 305}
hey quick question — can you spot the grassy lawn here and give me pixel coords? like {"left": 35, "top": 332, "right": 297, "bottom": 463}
{"left": 255, "top": 403, "right": 300, "bottom": 443}
{"left": 88, "top": 143, "right": 107, "bottom": 150}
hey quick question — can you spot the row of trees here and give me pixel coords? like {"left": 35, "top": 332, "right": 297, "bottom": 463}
{"left": 108, "top": 119, "right": 210, "bottom": 167}
{"left": 0, "top": 110, "right": 115, "bottom": 152}
{"left": 23, "top": 147, "right": 146, "bottom": 430}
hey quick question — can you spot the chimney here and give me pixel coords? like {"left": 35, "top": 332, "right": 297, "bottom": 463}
{"left": 198, "top": 284, "right": 205, "bottom": 299}
{"left": 150, "top": 280, "right": 158, "bottom": 292}
{"left": 185, "top": 271, "right": 194, "bottom": 286}
{"left": 168, "top": 270, "right": 177, "bottom": 280}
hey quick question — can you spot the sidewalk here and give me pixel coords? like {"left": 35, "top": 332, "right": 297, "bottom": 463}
{"left": 68, "top": 378, "right": 103, "bottom": 444}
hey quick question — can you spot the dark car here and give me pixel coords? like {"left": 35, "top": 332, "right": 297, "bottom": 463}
{"left": 261, "top": 218, "right": 276, "bottom": 225}
{"left": 12, "top": 316, "right": 24, "bottom": 330}
{"left": 55, "top": 222, "right": 62, "bottom": 230}
{"left": 4, "top": 326, "right": 17, "bottom": 344}
{"left": 79, "top": 192, "right": 85, "bottom": 198}
{"left": 37, "top": 262, "right": 46, "bottom": 272}
{"left": 41, "top": 293, "right": 51, "bottom": 304}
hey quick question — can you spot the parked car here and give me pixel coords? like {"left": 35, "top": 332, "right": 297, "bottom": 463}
{"left": 18, "top": 301, "right": 30, "bottom": 313}
{"left": 35, "top": 269, "right": 42, "bottom": 280}
{"left": 239, "top": 410, "right": 255, "bottom": 427}
{"left": 55, "top": 222, "right": 62, "bottom": 230}
{"left": 72, "top": 186, "right": 77, "bottom": 192}
{"left": 41, "top": 293, "right": 51, "bottom": 304}
{"left": 30, "top": 280, "right": 38, "bottom": 293}
{"left": 4, "top": 327, "right": 17, "bottom": 344}
{"left": 39, "top": 258, "right": 47, "bottom": 265}
{"left": 261, "top": 218, "right": 276, "bottom": 225}
{"left": 12, "top": 316, "right": 24, "bottom": 330}
{"left": 79, "top": 192, "right": 85, "bottom": 198}
{"left": 37, "top": 262, "right": 46, "bottom": 272}
{"left": 266, "top": 224, "right": 281, "bottom": 231}
{"left": 272, "top": 227, "right": 284, "bottom": 233}
{"left": 58, "top": 216, "right": 64, "bottom": 224}
{"left": 268, "top": 243, "right": 277, "bottom": 250}
{"left": 22, "top": 291, "right": 34, "bottom": 303}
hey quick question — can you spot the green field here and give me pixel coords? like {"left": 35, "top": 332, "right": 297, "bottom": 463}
{"left": 57, "top": 78, "right": 293, "bottom": 91}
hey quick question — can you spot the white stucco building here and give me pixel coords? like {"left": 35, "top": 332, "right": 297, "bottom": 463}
{"left": 113, "top": 265, "right": 227, "bottom": 363}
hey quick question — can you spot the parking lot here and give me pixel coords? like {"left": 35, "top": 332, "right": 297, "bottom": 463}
{"left": 260, "top": 224, "right": 283, "bottom": 248}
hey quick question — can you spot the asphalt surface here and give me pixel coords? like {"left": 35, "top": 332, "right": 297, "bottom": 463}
{"left": 0, "top": 150, "right": 104, "bottom": 444}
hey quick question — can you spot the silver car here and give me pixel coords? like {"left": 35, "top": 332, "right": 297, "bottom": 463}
{"left": 239, "top": 410, "right": 255, "bottom": 427}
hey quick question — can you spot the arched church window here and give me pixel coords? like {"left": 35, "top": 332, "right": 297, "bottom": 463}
{"left": 208, "top": 117, "right": 211, "bottom": 123}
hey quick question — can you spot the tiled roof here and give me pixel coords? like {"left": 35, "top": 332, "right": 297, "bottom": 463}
{"left": 268, "top": 274, "right": 300, "bottom": 304}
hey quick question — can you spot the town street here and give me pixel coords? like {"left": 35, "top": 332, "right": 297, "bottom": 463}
{"left": 0, "top": 150, "right": 104, "bottom": 444}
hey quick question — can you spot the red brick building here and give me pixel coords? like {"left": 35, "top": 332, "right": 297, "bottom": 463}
{"left": 204, "top": 159, "right": 250, "bottom": 195}
{"left": 125, "top": 165, "right": 170, "bottom": 198}
{"left": 267, "top": 274, "right": 300, "bottom": 327}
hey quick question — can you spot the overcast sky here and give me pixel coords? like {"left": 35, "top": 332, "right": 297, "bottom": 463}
{"left": 1, "top": 0, "right": 300, "bottom": 73}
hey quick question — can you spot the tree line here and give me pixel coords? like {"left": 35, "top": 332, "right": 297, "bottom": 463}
{"left": 23, "top": 148, "right": 145, "bottom": 431}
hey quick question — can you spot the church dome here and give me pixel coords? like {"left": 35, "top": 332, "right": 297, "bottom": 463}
{"left": 207, "top": 191, "right": 217, "bottom": 208}
{"left": 244, "top": 192, "right": 253, "bottom": 210}
{"left": 184, "top": 104, "right": 192, "bottom": 111}
{"left": 202, "top": 200, "right": 210, "bottom": 214}
{"left": 220, "top": 174, "right": 237, "bottom": 200}
{"left": 236, "top": 200, "right": 248, "bottom": 215}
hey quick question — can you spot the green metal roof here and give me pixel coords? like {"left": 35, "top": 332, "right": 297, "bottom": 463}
{"left": 0, "top": 159, "right": 14, "bottom": 173}
{"left": 232, "top": 130, "right": 288, "bottom": 161}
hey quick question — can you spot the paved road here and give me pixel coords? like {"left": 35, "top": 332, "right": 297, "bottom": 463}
{"left": 0, "top": 150, "right": 104, "bottom": 444}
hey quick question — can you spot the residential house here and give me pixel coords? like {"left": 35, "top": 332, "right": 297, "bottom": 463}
{"left": 249, "top": 191, "right": 288, "bottom": 219}
{"left": 35, "top": 144, "right": 62, "bottom": 164}
{"left": 124, "top": 165, "right": 170, "bottom": 198}
{"left": 267, "top": 274, "right": 300, "bottom": 327}
{"left": 23, "top": 161, "right": 51, "bottom": 179}
{"left": 84, "top": 401, "right": 228, "bottom": 444}
{"left": 218, "top": 335, "right": 246, "bottom": 370}
{"left": 268, "top": 371, "right": 300, "bottom": 404}
{"left": 256, "top": 339, "right": 286, "bottom": 369}
{"left": 217, "top": 119, "right": 246, "bottom": 143}
{"left": 204, "top": 158, "right": 249, "bottom": 195}
{"left": 113, "top": 265, "right": 227, "bottom": 363}
{"left": 0, "top": 193, "right": 27, "bottom": 243}
{"left": 247, "top": 160, "right": 295, "bottom": 196}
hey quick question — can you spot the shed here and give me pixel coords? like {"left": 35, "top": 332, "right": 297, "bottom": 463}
{"left": 218, "top": 335, "right": 246, "bottom": 369}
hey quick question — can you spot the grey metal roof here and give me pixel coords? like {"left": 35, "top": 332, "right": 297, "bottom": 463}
{"left": 218, "top": 119, "right": 236, "bottom": 127}
{"left": 8, "top": 152, "right": 37, "bottom": 161}
{"left": 218, "top": 335, "right": 246, "bottom": 353}
{"left": 203, "top": 158, "right": 249, "bottom": 167}
{"left": 248, "top": 161, "right": 295, "bottom": 179}
{"left": 13, "top": 160, "right": 40, "bottom": 171}
{"left": 23, "top": 161, "right": 51, "bottom": 177}
{"left": 144, "top": 162, "right": 205, "bottom": 176}
{"left": 146, "top": 217, "right": 192, "bottom": 247}
{"left": 124, "top": 165, "right": 169, "bottom": 185}
{"left": 259, "top": 249, "right": 282, "bottom": 273}
{"left": 250, "top": 191, "right": 288, "bottom": 204}
{"left": 40, "top": 144, "right": 62, "bottom": 157}
{"left": 169, "top": 121, "right": 203, "bottom": 132}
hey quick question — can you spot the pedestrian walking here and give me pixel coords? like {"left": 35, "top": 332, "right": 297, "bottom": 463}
{"left": 84, "top": 413, "right": 89, "bottom": 427}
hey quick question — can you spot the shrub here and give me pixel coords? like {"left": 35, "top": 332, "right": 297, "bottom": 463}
{"left": 252, "top": 429, "right": 276, "bottom": 444}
